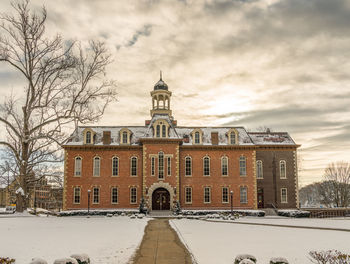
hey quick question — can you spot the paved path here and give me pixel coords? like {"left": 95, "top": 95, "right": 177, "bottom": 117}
{"left": 131, "top": 218, "right": 193, "bottom": 264}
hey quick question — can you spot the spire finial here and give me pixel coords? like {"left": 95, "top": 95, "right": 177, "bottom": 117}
{"left": 160, "top": 70, "right": 162, "bottom": 80}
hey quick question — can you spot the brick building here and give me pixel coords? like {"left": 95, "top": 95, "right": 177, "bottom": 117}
{"left": 63, "top": 76, "right": 300, "bottom": 211}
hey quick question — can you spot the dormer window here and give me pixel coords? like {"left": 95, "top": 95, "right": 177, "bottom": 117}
{"left": 83, "top": 129, "right": 95, "bottom": 144}
{"left": 120, "top": 128, "right": 132, "bottom": 145}
{"left": 191, "top": 129, "right": 203, "bottom": 144}
{"left": 227, "top": 128, "right": 238, "bottom": 145}
{"left": 153, "top": 120, "right": 169, "bottom": 138}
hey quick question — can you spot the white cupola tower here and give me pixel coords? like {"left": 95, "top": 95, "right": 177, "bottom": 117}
{"left": 150, "top": 71, "right": 172, "bottom": 117}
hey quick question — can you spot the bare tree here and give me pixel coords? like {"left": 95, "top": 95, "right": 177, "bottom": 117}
{"left": 324, "top": 162, "right": 350, "bottom": 208}
{"left": 0, "top": 0, "right": 117, "bottom": 211}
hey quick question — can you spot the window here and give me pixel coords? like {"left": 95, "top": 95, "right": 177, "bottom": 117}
{"left": 156, "top": 125, "right": 160, "bottom": 137}
{"left": 74, "top": 157, "right": 82, "bottom": 176}
{"left": 112, "top": 157, "right": 119, "bottom": 176}
{"left": 185, "top": 187, "right": 192, "bottom": 204}
{"left": 130, "top": 187, "right": 137, "bottom": 204}
{"left": 93, "top": 187, "right": 99, "bottom": 204}
{"left": 230, "top": 132, "right": 236, "bottom": 144}
{"left": 167, "top": 157, "right": 171, "bottom": 176}
{"left": 222, "top": 187, "right": 229, "bottom": 203}
{"left": 221, "top": 156, "right": 228, "bottom": 176}
{"left": 93, "top": 157, "right": 100, "bottom": 177}
{"left": 239, "top": 156, "right": 247, "bottom": 176}
{"left": 185, "top": 156, "right": 192, "bottom": 176}
{"left": 280, "top": 160, "right": 286, "bottom": 179}
{"left": 256, "top": 160, "right": 263, "bottom": 179}
{"left": 240, "top": 186, "right": 247, "bottom": 204}
{"left": 204, "top": 187, "right": 211, "bottom": 203}
{"left": 151, "top": 157, "right": 155, "bottom": 176}
{"left": 131, "top": 157, "right": 137, "bottom": 176}
{"left": 158, "top": 152, "right": 164, "bottom": 179}
{"left": 203, "top": 156, "right": 210, "bottom": 176}
{"left": 111, "top": 187, "right": 118, "bottom": 204}
{"left": 162, "top": 125, "right": 166, "bottom": 138}
{"left": 194, "top": 131, "right": 200, "bottom": 144}
{"left": 73, "top": 187, "right": 80, "bottom": 204}
{"left": 86, "top": 131, "right": 91, "bottom": 144}
{"left": 122, "top": 131, "right": 128, "bottom": 144}
{"left": 281, "top": 188, "right": 288, "bottom": 203}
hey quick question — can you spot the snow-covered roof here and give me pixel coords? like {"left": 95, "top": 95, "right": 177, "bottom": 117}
{"left": 248, "top": 132, "right": 296, "bottom": 145}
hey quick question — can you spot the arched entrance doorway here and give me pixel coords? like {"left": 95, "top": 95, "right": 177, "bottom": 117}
{"left": 152, "top": 188, "right": 170, "bottom": 210}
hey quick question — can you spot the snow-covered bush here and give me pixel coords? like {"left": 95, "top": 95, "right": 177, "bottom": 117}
{"left": 309, "top": 250, "right": 350, "bottom": 264}
{"left": 58, "top": 209, "right": 138, "bottom": 217}
{"left": 277, "top": 210, "right": 310, "bottom": 218}
{"left": 239, "top": 260, "right": 255, "bottom": 264}
{"left": 29, "top": 258, "right": 48, "bottom": 264}
{"left": 270, "top": 257, "right": 289, "bottom": 264}
{"left": 0, "top": 257, "right": 15, "bottom": 264}
{"left": 234, "top": 254, "right": 257, "bottom": 264}
{"left": 173, "top": 200, "right": 181, "bottom": 215}
{"left": 70, "top": 254, "right": 90, "bottom": 264}
{"left": 182, "top": 209, "right": 265, "bottom": 217}
{"left": 53, "top": 258, "right": 78, "bottom": 264}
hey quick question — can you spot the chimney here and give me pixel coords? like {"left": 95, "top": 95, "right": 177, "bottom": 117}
{"left": 211, "top": 132, "right": 219, "bottom": 145}
{"left": 102, "top": 131, "right": 111, "bottom": 145}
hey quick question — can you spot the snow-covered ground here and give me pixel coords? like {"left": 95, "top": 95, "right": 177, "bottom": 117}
{"left": 0, "top": 215, "right": 148, "bottom": 264}
{"left": 170, "top": 218, "right": 350, "bottom": 264}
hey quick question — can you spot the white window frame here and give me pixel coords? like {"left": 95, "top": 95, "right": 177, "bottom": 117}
{"left": 158, "top": 152, "right": 164, "bottom": 180}
{"left": 203, "top": 156, "right": 210, "bottom": 176}
{"left": 194, "top": 132, "right": 200, "bottom": 144}
{"left": 204, "top": 187, "right": 211, "bottom": 204}
{"left": 240, "top": 186, "right": 248, "bottom": 204}
{"left": 280, "top": 160, "right": 287, "bottom": 179}
{"left": 185, "top": 156, "right": 192, "bottom": 177}
{"left": 167, "top": 157, "right": 171, "bottom": 176}
{"left": 130, "top": 187, "right": 137, "bottom": 204}
{"left": 185, "top": 187, "right": 192, "bottom": 204}
{"left": 111, "top": 187, "right": 118, "bottom": 204}
{"left": 239, "top": 156, "right": 247, "bottom": 176}
{"left": 85, "top": 131, "right": 92, "bottom": 144}
{"left": 230, "top": 132, "right": 236, "bottom": 144}
{"left": 112, "top": 156, "right": 119, "bottom": 177}
{"left": 131, "top": 156, "right": 137, "bottom": 177}
{"left": 93, "top": 156, "right": 100, "bottom": 177}
{"left": 222, "top": 187, "right": 229, "bottom": 203}
{"left": 74, "top": 156, "right": 82, "bottom": 177}
{"left": 93, "top": 187, "right": 100, "bottom": 204}
{"left": 281, "top": 188, "right": 288, "bottom": 203}
{"left": 256, "top": 160, "right": 263, "bottom": 179}
{"left": 73, "top": 187, "right": 81, "bottom": 204}
{"left": 221, "top": 156, "right": 228, "bottom": 176}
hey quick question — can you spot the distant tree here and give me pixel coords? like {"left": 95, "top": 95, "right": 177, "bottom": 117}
{"left": 0, "top": 0, "right": 117, "bottom": 211}
{"left": 323, "top": 162, "right": 350, "bottom": 207}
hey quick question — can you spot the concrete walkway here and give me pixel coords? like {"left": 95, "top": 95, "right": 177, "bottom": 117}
{"left": 131, "top": 218, "right": 193, "bottom": 264}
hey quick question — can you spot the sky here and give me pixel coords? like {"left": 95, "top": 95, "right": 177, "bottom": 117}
{"left": 0, "top": 0, "right": 349, "bottom": 187}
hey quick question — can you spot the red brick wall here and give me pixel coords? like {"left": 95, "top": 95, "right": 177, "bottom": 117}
{"left": 179, "top": 147, "right": 256, "bottom": 209}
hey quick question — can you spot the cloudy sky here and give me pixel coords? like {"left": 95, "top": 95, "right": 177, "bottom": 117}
{"left": 1, "top": 0, "right": 349, "bottom": 186}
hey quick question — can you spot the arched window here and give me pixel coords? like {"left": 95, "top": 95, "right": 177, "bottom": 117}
{"left": 194, "top": 132, "right": 200, "bottom": 144}
{"left": 230, "top": 132, "right": 236, "bottom": 144}
{"left": 239, "top": 156, "right": 246, "bottom": 176}
{"left": 185, "top": 156, "right": 192, "bottom": 176}
{"left": 158, "top": 152, "right": 164, "bottom": 179}
{"left": 74, "top": 157, "right": 82, "bottom": 176}
{"left": 156, "top": 125, "right": 160, "bottom": 137}
{"left": 256, "top": 160, "right": 263, "bottom": 179}
{"left": 131, "top": 157, "right": 137, "bottom": 176}
{"left": 93, "top": 157, "right": 100, "bottom": 177}
{"left": 203, "top": 156, "right": 210, "bottom": 176}
{"left": 122, "top": 131, "right": 128, "bottom": 144}
{"left": 112, "top": 157, "right": 119, "bottom": 176}
{"left": 280, "top": 160, "right": 286, "bottom": 179}
{"left": 221, "top": 156, "right": 228, "bottom": 176}
{"left": 86, "top": 131, "right": 91, "bottom": 144}
{"left": 162, "top": 124, "right": 166, "bottom": 138}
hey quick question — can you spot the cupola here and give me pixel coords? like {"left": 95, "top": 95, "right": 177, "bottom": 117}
{"left": 150, "top": 71, "right": 172, "bottom": 117}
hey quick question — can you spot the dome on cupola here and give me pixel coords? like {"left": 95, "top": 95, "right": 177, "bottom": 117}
{"left": 154, "top": 71, "right": 168, "bottom": 91}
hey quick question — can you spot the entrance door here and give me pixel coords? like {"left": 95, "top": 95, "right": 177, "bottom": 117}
{"left": 257, "top": 188, "right": 264, "bottom": 208}
{"left": 152, "top": 188, "right": 170, "bottom": 210}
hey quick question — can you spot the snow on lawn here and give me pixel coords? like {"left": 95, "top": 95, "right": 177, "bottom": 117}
{"left": 0, "top": 216, "right": 148, "bottom": 264}
{"left": 170, "top": 218, "right": 350, "bottom": 264}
